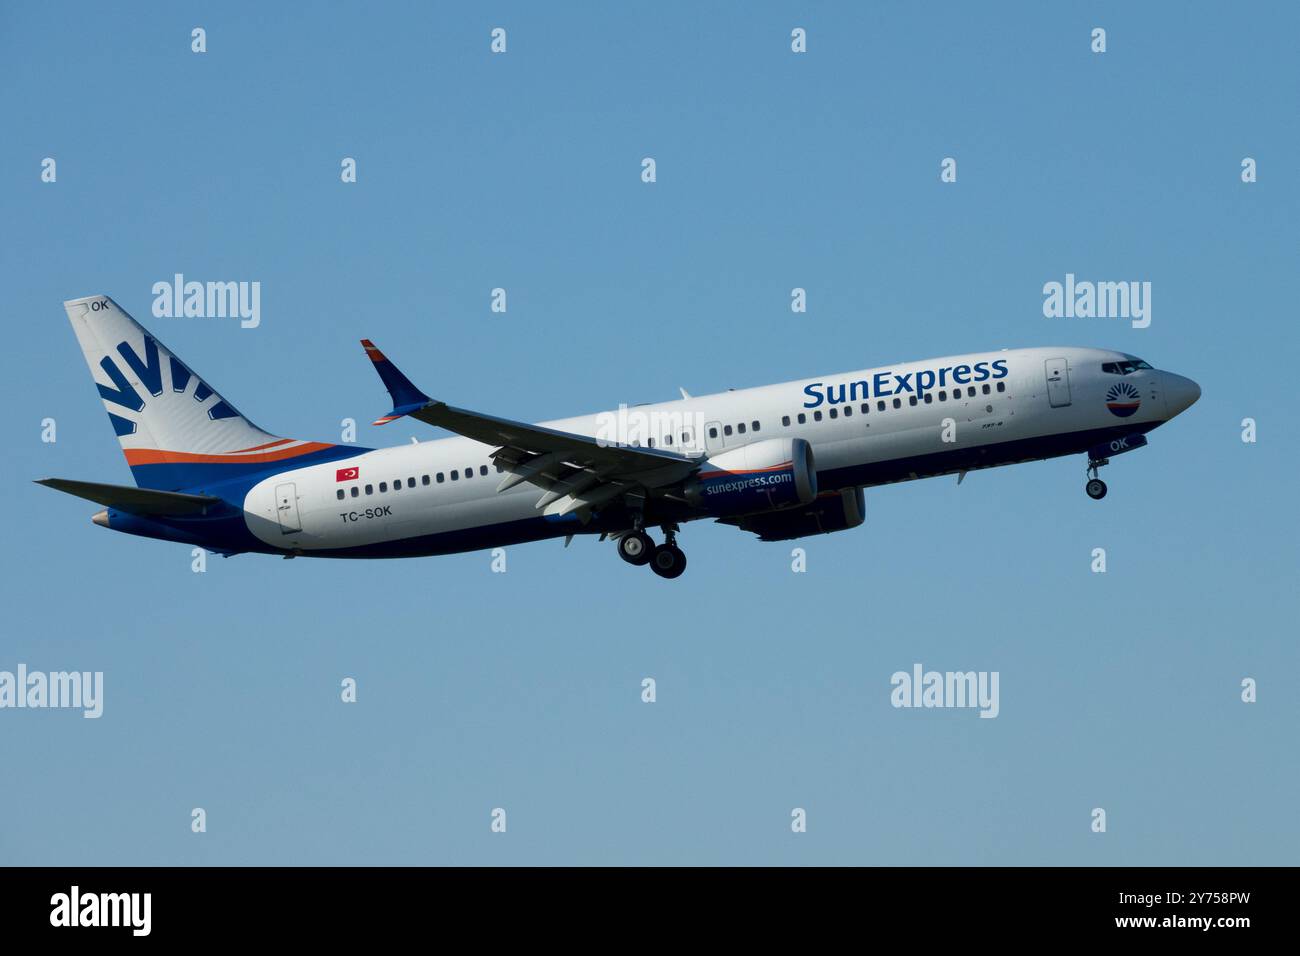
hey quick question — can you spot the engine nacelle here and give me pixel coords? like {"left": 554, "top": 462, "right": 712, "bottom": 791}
{"left": 729, "top": 486, "right": 866, "bottom": 541}
{"left": 684, "top": 437, "right": 817, "bottom": 517}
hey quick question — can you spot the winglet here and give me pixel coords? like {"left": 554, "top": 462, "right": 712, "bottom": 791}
{"left": 360, "top": 340, "right": 433, "bottom": 425}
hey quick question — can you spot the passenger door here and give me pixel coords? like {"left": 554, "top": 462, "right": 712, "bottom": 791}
{"left": 274, "top": 482, "right": 302, "bottom": 534}
{"left": 1045, "top": 358, "right": 1071, "bottom": 408}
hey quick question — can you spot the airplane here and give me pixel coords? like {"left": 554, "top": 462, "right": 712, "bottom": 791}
{"left": 39, "top": 295, "right": 1200, "bottom": 579}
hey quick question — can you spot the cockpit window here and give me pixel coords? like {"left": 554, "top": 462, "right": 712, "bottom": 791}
{"left": 1102, "top": 359, "right": 1153, "bottom": 375}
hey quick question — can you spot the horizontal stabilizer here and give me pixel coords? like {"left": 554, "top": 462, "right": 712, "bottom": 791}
{"left": 36, "top": 478, "right": 223, "bottom": 516}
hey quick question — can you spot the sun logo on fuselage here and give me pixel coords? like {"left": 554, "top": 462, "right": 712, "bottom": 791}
{"left": 1105, "top": 382, "right": 1141, "bottom": 418}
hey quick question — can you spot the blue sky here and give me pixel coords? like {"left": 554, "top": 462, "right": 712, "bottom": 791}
{"left": 1, "top": 1, "right": 1296, "bottom": 865}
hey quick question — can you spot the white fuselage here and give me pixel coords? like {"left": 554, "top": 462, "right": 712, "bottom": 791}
{"left": 240, "top": 346, "right": 1192, "bottom": 557}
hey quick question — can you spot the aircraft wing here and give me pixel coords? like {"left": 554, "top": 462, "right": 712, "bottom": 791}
{"left": 360, "top": 340, "right": 699, "bottom": 517}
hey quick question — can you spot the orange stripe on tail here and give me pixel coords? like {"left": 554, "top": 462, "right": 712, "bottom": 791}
{"left": 123, "top": 442, "right": 336, "bottom": 466}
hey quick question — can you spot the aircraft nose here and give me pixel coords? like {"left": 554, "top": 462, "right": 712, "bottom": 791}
{"left": 1164, "top": 372, "right": 1201, "bottom": 418}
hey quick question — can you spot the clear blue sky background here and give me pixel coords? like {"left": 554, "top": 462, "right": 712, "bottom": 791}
{"left": 2, "top": 2, "right": 1296, "bottom": 865}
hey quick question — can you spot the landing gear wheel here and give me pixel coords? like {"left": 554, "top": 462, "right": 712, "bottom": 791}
{"left": 618, "top": 530, "right": 654, "bottom": 566}
{"left": 649, "top": 543, "right": 687, "bottom": 579}
{"left": 1085, "top": 478, "right": 1108, "bottom": 500}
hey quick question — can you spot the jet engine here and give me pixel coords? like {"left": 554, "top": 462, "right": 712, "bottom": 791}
{"left": 725, "top": 486, "right": 866, "bottom": 541}
{"left": 683, "top": 438, "right": 816, "bottom": 517}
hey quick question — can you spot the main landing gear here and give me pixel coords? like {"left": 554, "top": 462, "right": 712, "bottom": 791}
{"left": 617, "top": 522, "right": 687, "bottom": 579}
{"left": 1085, "top": 458, "right": 1108, "bottom": 500}
{"left": 617, "top": 530, "right": 654, "bottom": 565}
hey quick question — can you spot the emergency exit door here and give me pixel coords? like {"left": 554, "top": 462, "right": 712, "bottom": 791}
{"left": 1045, "top": 358, "right": 1071, "bottom": 407}
{"left": 704, "top": 421, "right": 725, "bottom": 453}
{"left": 275, "top": 482, "right": 302, "bottom": 534}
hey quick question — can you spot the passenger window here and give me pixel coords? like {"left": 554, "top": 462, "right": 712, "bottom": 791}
{"left": 391, "top": 480, "right": 400, "bottom": 491}
{"left": 724, "top": 425, "right": 733, "bottom": 436}
{"left": 737, "top": 423, "right": 746, "bottom": 434}
{"left": 782, "top": 415, "right": 790, "bottom": 426}
{"left": 982, "top": 384, "right": 990, "bottom": 395}
{"left": 752, "top": 420, "right": 760, "bottom": 431}
{"left": 861, "top": 404, "right": 869, "bottom": 414}
{"left": 480, "top": 465, "right": 488, "bottom": 476}
{"left": 450, "top": 471, "right": 458, "bottom": 481}
{"left": 813, "top": 410, "right": 823, "bottom": 421}
{"left": 968, "top": 386, "right": 976, "bottom": 397}
{"left": 923, "top": 394, "right": 933, "bottom": 404}
{"left": 495, "top": 463, "right": 503, "bottom": 473}
{"left": 408, "top": 478, "right": 416, "bottom": 488}
{"left": 909, "top": 395, "right": 918, "bottom": 406}
{"left": 829, "top": 407, "right": 838, "bottom": 419}
{"left": 893, "top": 398, "right": 901, "bottom": 409}
{"left": 422, "top": 475, "right": 430, "bottom": 486}
{"left": 464, "top": 467, "right": 473, "bottom": 478}
{"left": 709, "top": 426, "right": 718, "bottom": 438}
{"left": 938, "top": 390, "right": 946, "bottom": 401}
{"left": 996, "top": 381, "right": 1006, "bottom": 392}
{"left": 437, "top": 473, "right": 445, "bottom": 483}
{"left": 664, "top": 435, "right": 673, "bottom": 445}
{"left": 797, "top": 413, "right": 806, "bottom": 424}
{"left": 877, "top": 400, "right": 885, "bottom": 412}
{"left": 379, "top": 482, "right": 387, "bottom": 492}
{"left": 365, "top": 484, "right": 374, "bottom": 495}
{"left": 350, "top": 486, "right": 359, "bottom": 498}
{"left": 336, "top": 489, "right": 344, "bottom": 500}
{"left": 843, "top": 406, "right": 852, "bottom": 417}
{"left": 647, "top": 438, "right": 655, "bottom": 448}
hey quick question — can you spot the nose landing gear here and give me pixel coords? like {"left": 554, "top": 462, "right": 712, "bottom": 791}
{"left": 1085, "top": 458, "right": 1108, "bottom": 500}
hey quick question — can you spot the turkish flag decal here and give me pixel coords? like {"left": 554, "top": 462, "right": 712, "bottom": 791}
{"left": 336, "top": 467, "right": 360, "bottom": 482}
